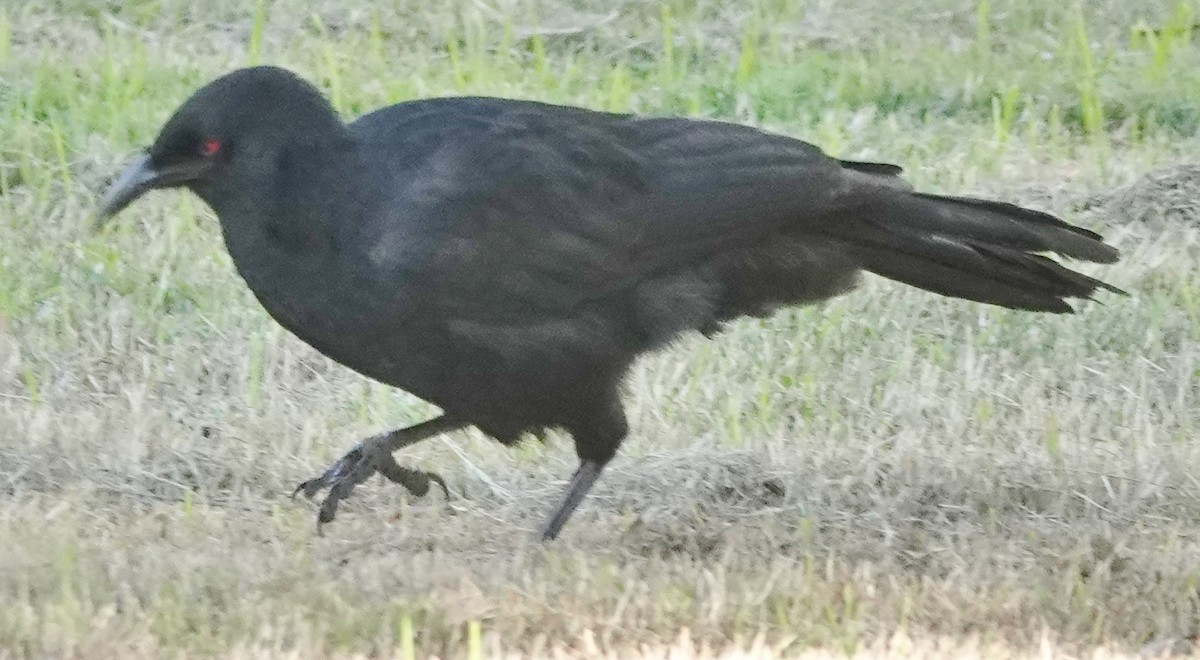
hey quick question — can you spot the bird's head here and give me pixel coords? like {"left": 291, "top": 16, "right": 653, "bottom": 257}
{"left": 96, "top": 66, "right": 346, "bottom": 225}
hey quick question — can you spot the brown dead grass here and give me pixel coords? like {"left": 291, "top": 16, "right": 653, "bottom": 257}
{"left": 1086, "top": 163, "right": 1200, "bottom": 229}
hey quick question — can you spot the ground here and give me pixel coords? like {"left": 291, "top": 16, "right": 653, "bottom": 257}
{"left": 1, "top": 0, "right": 1199, "bottom": 657}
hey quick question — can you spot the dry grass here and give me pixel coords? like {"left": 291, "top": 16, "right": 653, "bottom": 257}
{"left": 3, "top": 0, "right": 1200, "bottom": 657}
{"left": 1086, "top": 164, "right": 1200, "bottom": 229}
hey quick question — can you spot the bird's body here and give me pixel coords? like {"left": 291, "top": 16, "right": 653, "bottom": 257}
{"left": 201, "top": 94, "right": 879, "bottom": 445}
{"left": 99, "top": 67, "right": 1122, "bottom": 539}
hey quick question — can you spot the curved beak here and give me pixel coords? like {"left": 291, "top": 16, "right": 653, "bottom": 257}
{"left": 94, "top": 153, "right": 211, "bottom": 229}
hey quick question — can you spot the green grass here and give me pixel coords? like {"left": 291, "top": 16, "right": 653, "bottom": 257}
{"left": 1, "top": 0, "right": 1200, "bottom": 657}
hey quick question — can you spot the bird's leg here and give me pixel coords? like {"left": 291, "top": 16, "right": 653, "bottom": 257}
{"left": 291, "top": 415, "right": 466, "bottom": 532}
{"left": 540, "top": 458, "right": 608, "bottom": 541}
{"left": 540, "top": 400, "right": 627, "bottom": 541}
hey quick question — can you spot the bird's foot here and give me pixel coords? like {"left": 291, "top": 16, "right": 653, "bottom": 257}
{"left": 291, "top": 438, "right": 450, "bottom": 534}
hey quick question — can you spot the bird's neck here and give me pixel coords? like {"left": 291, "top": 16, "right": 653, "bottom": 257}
{"left": 200, "top": 135, "right": 366, "bottom": 258}
{"left": 196, "top": 135, "right": 390, "bottom": 335}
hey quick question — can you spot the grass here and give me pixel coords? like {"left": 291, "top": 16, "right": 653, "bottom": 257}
{"left": 1, "top": 0, "right": 1199, "bottom": 656}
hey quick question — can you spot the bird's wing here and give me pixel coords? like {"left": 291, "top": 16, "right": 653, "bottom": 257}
{"left": 356, "top": 103, "right": 895, "bottom": 321}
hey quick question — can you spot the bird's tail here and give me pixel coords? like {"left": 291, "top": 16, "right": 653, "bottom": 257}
{"left": 823, "top": 192, "right": 1124, "bottom": 313}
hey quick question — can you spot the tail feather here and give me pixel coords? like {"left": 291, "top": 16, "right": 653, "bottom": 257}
{"left": 910, "top": 193, "right": 1119, "bottom": 263}
{"left": 821, "top": 191, "right": 1124, "bottom": 313}
{"left": 839, "top": 160, "right": 905, "bottom": 177}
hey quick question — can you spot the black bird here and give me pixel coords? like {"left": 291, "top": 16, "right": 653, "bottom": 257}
{"left": 98, "top": 66, "right": 1122, "bottom": 540}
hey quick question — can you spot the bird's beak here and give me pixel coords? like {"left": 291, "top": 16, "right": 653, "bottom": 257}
{"left": 95, "top": 153, "right": 211, "bottom": 229}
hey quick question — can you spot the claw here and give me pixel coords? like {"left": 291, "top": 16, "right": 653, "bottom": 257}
{"left": 290, "top": 444, "right": 366, "bottom": 500}
{"left": 376, "top": 458, "right": 451, "bottom": 501}
{"left": 291, "top": 480, "right": 312, "bottom": 499}
{"left": 291, "top": 476, "right": 325, "bottom": 500}
{"left": 429, "top": 473, "right": 451, "bottom": 500}
{"left": 291, "top": 440, "right": 451, "bottom": 532}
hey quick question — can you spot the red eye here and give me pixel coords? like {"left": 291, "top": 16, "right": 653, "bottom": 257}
{"left": 200, "top": 139, "right": 221, "bottom": 157}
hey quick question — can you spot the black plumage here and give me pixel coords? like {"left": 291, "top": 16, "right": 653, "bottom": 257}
{"left": 99, "top": 67, "right": 1122, "bottom": 540}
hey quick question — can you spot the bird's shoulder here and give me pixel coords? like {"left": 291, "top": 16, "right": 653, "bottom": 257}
{"left": 348, "top": 96, "right": 630, "bottom": 153}
{"left": 350, "top": 98, "right": 648, "bottom": 283}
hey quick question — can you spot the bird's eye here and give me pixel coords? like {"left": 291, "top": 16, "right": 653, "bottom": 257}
{"left": 200, "top": 139, "right": 222, "bottom": 157}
